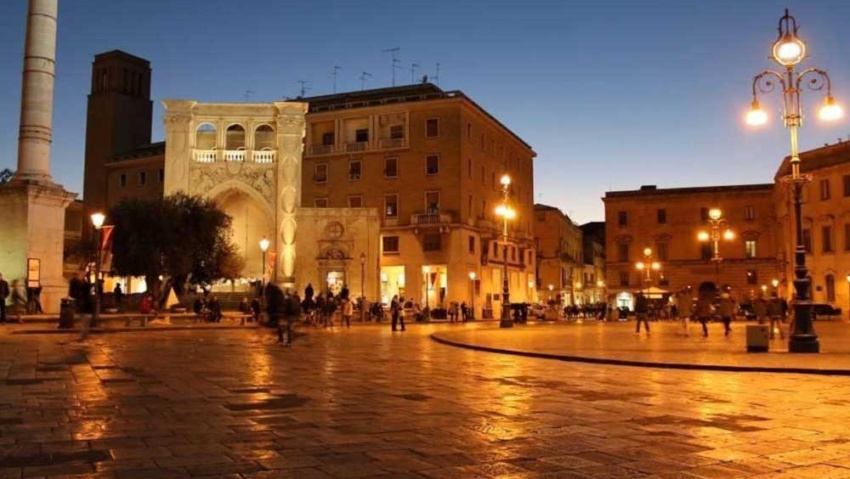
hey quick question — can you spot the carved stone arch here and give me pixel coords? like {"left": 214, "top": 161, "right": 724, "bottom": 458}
{"left": 614, "top": 234, "right": 633, "bottom": 244}
{"left": 802, "top": 216, "right": 814, "bottom": 227}
{"left": 740, "top": 230, "right": 761, "bottom": 240}
{"left": 817, "top": 214, "right": 836, "bottom": 225}
{"left": 653, "top": 233, "right": 672, "bottom": 243}
{"left": 206, "top": 180, "right": 274, "bottom": 221}
{"left": 320, "top": 247, "right": 349, "bottom": 261}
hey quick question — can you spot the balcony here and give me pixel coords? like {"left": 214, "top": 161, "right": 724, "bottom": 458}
{"left": 378, "top": 138, "right": 406, "bottom": 149}
{"left": 252, "top": 150, "right": 276, "bottom": 164}
{"left": 224, "top": 150, "right": 246, "bottom": 162}
{"left": 309, "top": 144, "right": 335, "bottom": 156}
{"left": 346, "top": 142, "right": 368, "bottom": 152}
{"left": 193, "top": 150, "right": 217, "bottom": 163}
{"left": 412, "top": 211, "right": 454, "bottom": 225}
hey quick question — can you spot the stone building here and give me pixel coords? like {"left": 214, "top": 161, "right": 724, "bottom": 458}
{"left": 299, "top": 85, "right": 537, "bottom": 317}
{"left": 80, "top": 52, "right": 536, "bottom": 312}
{"left": 580, "top": 221, "right": 606, "bottom": 304}
{"left": 534, "top": 204, "right": 583, "bottom": 306}
{"left": 603, "top": 184, "right": 781, "bottom": 309}
{"left": 774, "top": 140, "right": 850, "bottom": 310}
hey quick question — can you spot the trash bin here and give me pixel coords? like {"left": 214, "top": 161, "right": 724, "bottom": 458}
{"left": 59, "top": 298, "right": 76, "bottom": 329}
{"left": 746, "top": 325, "right": 770, "bottom": 352}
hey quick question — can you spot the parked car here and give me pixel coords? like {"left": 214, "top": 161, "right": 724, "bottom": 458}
{"left": 529, "top": 304, "right": 547, "bottom": 319}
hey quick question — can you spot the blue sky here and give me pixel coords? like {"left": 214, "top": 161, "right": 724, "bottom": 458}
{"left": 2, "top": 0, "right": 850, "bottom": 224}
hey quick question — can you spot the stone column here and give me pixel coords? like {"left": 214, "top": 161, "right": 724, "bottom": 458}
{"left": 0, "top": 0, "right": 75, "bottom": 314}
{"left": 162, "top": 100, "right": 195, "bottom": 196}
{"left": 16, "top": 0, "right": 58, "bottom": 181}
{"left": 273, "top": 102, "right": 307, "bottom": 287}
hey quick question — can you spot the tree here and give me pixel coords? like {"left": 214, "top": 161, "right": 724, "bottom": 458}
{"left": 109, "top": 193, "right": 242, "bottom": 296}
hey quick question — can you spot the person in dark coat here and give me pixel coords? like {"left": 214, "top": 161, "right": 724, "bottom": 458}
{"left": 0, "top": 273, "right": 9, "bottom": 323}
{"left": 113, "top": 283, "right": 124, "bottom": 306}
{"left": 634, "top": 292, "right": 650, "bottom": 335}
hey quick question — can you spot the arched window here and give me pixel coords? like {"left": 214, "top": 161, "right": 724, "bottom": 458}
{"left": 225, "top": 124, "right": 246, "bottom": 150}
{"left": 196, "top": 123, "right": 217, "bottom": 150}
{"left": 826, "top": 274, "right": 836, "bottom": 302}
{"left": 254, "top": 124, "right": 275, "bottom": 150}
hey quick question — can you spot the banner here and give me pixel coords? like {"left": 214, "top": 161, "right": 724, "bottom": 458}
{"left": 267, "top": 252, "right": 277, "bottom": 275}
{"left": 99, "top": 226, "right": 115, "bottom": 271}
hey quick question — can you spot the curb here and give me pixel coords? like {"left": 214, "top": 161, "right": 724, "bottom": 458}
{"left": 430, "top": 332, "right": 850, "bottom": 376}
{"left": 10, "top": 325, "right": 258, "bottom": 335}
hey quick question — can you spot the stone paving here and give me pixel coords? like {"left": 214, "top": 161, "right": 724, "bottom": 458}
{"left": 2, "top": 324, "right": 850, "bottom": 478}
{"left": 433, "top": 321, "right": 850, "bottom": 373}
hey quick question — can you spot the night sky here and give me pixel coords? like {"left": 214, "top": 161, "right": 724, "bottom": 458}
{"left": 1, "top": 0, "right": 849, "bottom": 224}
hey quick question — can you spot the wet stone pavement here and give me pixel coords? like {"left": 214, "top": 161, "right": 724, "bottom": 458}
{"left": 1, "top": 324, "right": 850, "bottom": 478}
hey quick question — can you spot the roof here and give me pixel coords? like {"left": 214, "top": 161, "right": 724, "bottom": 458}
{"left": 774, "top": 140, "right": 850, "bottom": 180}
{"left": 290, "top": 83, "right": 535, "bottom": 152}
{"left": 533, "top": 203, "right": 562, "bottom": 212}
{"left": 94, "top": 50, "right": 151, "bottom": 67}
{"left": 113, "top": 141, "right": 165, "bottom": 161}
{"left": 604, "top": 183, "right": 774, "bottom": 199}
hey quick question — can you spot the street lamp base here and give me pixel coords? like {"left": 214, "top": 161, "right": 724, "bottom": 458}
{"left": 788, "top": 336, "right": 820, "bottom": 353}
{"left": 499, "top": 319, "right": 514, "bottom": 328}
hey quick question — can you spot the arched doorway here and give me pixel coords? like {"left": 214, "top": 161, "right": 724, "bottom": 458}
{"left": 213, "top": 189, "right": 273, "bottom": 282}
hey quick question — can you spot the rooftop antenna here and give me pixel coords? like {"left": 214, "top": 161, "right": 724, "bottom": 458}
{"left": 331, "top": 65, "right": 341, "bottom": 93}
{"left": 359, "top": 71, "right": 373, "bottom": 91}
{"left": 296, "top": 80, "right": 311, "bottom": 98}
{"left": 243, "top": 90, "right": 255, "bottom": 101}
{"left": 434, "top": 62, "right": 441, "bottom": 86}
{"left": 382, "top": 47, "right": 401, "bottom": 86}
{"left": 410, "top": 63, "right": 420, "bottom": 84}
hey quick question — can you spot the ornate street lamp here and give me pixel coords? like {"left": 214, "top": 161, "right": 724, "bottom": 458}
{"left": 259, "top": 237, "right": 270, "bottom": 290}
{"left": 635, "top": 247, "right": 661, "bottom": 294}
{"left": 697, "top": 208, "right": 735, "bottom": 286}
{"left": 423, "top": 265, "right": 431, "bottom": 310}
{"left": 846, "top": 273, "right": 850, "bottom": 321}
{"left": 359, "top": 252, "right": 366, "bottom": 322}
{"left": 495, "top": 173, "right": 516, "bottom": 328}
{"left": 746, "top": 9, "right": 844, "bottom": 353}
{"left": 90, "top": 212, "right": 106, "bottom": 331}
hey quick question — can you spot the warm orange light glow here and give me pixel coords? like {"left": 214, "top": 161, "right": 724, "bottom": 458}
{"left": 636, "top": 262, "right": 645, "bottom": 270}
{"left": 259, "top": 237, "right": 270, "bottom": 252}
{"left": 723, "top": 230, "right": 735, "bottom": 241}
{"left": 697, "top": 231, "right": 710, "bottom": 242}
{"left": 469, "top": 271, "right": 476, "bottom": 280}
{"left": 773, "top": 33, "right": 805, "bottom": 66}
{"left": 746, "top": 100, "right": 768, "bottom": 126}
{"left": 90, "top": 212, "right": 105, "bottom": 229}
{"left": 651, "top": 262, "right": 661, "bottom": 271}
{"left": 643, "top": 247, "right": 652, "bottom": 256}
{"left": 500, "top": 174, "right": 511, "bottom": 186}
{"left": 819, "top": 96, "right": 844, "bottom": 122}
{"left": 772, "top": 278, "right": 779, "bottom": 288}
{"left": 496, "top": 204, "right": 516, "bottom": 219}
{"left": 709, "top": 208, "right": 722, "bottom": 220}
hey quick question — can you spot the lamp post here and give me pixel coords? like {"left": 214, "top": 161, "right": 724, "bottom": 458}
{"left": 259, "top": 237, "right": 270, "bottom": 286}
{"left": 423, "top": 265, "right": 431, "bottom": 310}
{"left": 495, "top": 173, "right": 516, "bottom": 328}
{"left": 635, "top": 247, "right": 660, "bottom": 293}
{"left": 846, "top": 273, "right": 850, "bottom": 321}
{"left": 469, "top": 271, "right": 476, "bottom": 319}
{"left": 360, "top": 252, "right": 366, "bottom": 322}
{"left": 772, "top": 278, "right": 780, "bottom": 294}
{"left": 746, "top": 9, "right": 844, "bottom": 353}
{"left": 90, "top": 212, "right": 106, "bottom": 331}
{"left": 528, "top": 280, "right": 535, "bottom": 303}
{"left": 697, "top": 208, "right": 735, "bottom": 286}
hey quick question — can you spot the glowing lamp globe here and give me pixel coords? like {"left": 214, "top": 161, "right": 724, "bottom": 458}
{"left": 819, "top": 96, "right": 844, "bottom": 122}
{"left": 697, "top": 231, "right": 710, "bottom": 242}
{"left": 709, "top": 208, "right": 722, "bottom": 220}
{"left": 746, "top": 101, "right": 768, "bottom": 126}
{"left": 773, "top": 33, "right": 806, "bottom": 66}
{"left": 723, "top": 230, "right": 735, "bottom": 241}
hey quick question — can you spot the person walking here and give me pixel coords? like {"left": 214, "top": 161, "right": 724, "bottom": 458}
{"left": 342, "top": 298, "right": 353, "bottom": 328}
{"left": 390, "top": 295, "right": 401, "bottom": 331}
{"left": 767, "top": 292, "right": 785, "bottom": 340}
{"left": 0, "top": 273, "right": 9, "bottom": 324}
{"left": 754, "top": 294, "right": 768, "bottom": 325}
{"left": 695, "top": 295, "right": 714, "bottom": 338}
{"left": 113, "top": 283, "right": 124, "bottom": 307}
{"left": 718, "top": 293, "right": 735, "bottom": 337}
{"left": 634, "top": 292, "right": 650, "bottom": 335}
{"left": 280, "top": 290, "right": 300, "bottom": 346}
{"left": 677, "top": 289, "right": 693, "bottom": 337}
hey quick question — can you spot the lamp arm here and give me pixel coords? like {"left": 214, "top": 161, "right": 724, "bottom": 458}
{"left": 796, "top": 68, "right": 832, "bottom": 95}
{"left": 752, "top": 70, "right": 787, "bottom": 101}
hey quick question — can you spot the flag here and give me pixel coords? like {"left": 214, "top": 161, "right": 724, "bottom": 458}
{"left": 99, "top": 226, "right": 115, "bottom": 271}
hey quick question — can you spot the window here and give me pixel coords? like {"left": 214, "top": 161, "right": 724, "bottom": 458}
{"left": 426, "top": 118, "right": 439, "bottom": 138}
{"left": 746, "top": 269, "right": 758, "bottom": 285}
{"left": 803, "top": 228, "right": 812, "bottom": 253}
{"left": 619, "top": 270, "right": 630, "bottom": 287}
{"left": 468, "top": 236, "right": 476, "bottom": 254}
{"left": 618, "top": 243, "right": 629, "bottom": 262}
{"left": 348, "top": 196, "right": 362, "bottom": 208}
{"left": 119, "top": 174, "right": 127, "bottom": 188}
{"left": 426, "top": 155, "right": 439, "bottom": 175}
{"left": 158, "top": 169, "right": 164, "bottom": 183}
{"left": 314, "top": 164, "right": 328, "bottom": 183}
{"left": 656, "top": 242, "right": 669, "bottom": 261}
{"left": 467, "top": 158, "right": 472, "bottom": 178}
{"left": 322, "top": 132, "right": 334, "bottom": 146}
{"left": 384, "top": 158, "right": 398, "bottom": 178}
{"left": 355, "top": 129, "right": 368, "bottom": 143}
{"left": 617, "top": 211, "right": 628, "bottom": 226}
{"left": 390, "top": 125, "right": 404, "bottom": 140}
{"left": 424, "top": 233, "right": 441, "bottom": 251}
{"left": 348, "top": 160, "right": 361, "bottom": 180}
{"left": 314, "top": 198, "right": 328, "bottom": 208}
{"left": 384, "top": 194, "right": 398, "bottom": 218}
{"left": 138, "top": 171, "right": 146, "bottom": 186}
{"left": 425, "top": 191, "right": 440, "bottom": 213}
{"left": 493, "top": 241, "right": 499, "bottom": 258}
{"left": 700, "top": 243, "right": 713, "bottom": 260}
{"left": 511, "top": 247, "right": 517, "bottom": 261}
{"left": 657, "top": 209, "right": 667, "bottom": 224}
{"left": 820, "top": 179, "right": 831, "bottom": 200}
{"left": 467, "top": 122, "right": 472, "bottom": 140}
{"left": 826, "top": 274, "right": 836, "bottom": 302}
{"left": 822, "top": 225, "right": 833, "bottom": 253}
{"left": 845, "top": 223, "right": 850, "bottom": 251}
{"left": 744, "top": 205, "right": 755, "bottom": 221}
{"left": 382, "top": 236, "right": 399, "bottom": 255}
{"left": 844, "top": 175, "right": 850, "bottom": 197}
{"left": 700, "top": 207, "right": 709, "bottom": 221}
{"left": 468, "top": 194, "right": 473, "bottom": 217}
{"left": 745, "top": 240, "right": 757, "bottom": 258}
